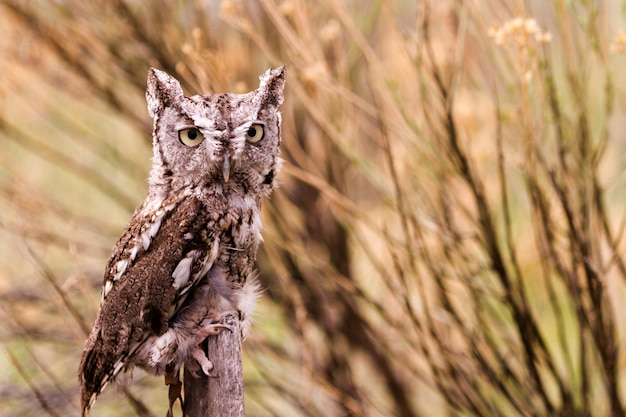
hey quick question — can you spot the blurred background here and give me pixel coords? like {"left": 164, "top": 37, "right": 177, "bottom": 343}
{"left": 1, "top": 1, "right": 626, "bottom": 416}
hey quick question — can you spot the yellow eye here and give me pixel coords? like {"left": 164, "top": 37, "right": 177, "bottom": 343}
{"left": 245, "top": 124, "right": 264, "bottom": 143}
{"left": 178, "top": 128, "right": 205, "bottom": 147}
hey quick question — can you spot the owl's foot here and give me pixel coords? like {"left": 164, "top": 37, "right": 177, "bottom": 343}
{"left": 196, "top": 319, "right": 234, "bottom": 342}
{"left": 189, "top": 347, "right": 213, "bottom": 376}
{"left": 186, "top": 320, "right": 235, "bottom": 376}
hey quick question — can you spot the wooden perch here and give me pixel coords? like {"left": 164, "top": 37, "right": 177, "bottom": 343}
{"left": 183, "top": 313, "right": 245, "bottom": 417}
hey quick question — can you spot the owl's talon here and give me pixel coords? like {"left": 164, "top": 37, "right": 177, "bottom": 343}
{"left": 190, "top": 348, "right": 214, "bottom": 376}
{"left": 195, "top": 321, "right": 232, "bottom": 343}
{"left": 186, "top": 320, "right": 235, "bottom": 376}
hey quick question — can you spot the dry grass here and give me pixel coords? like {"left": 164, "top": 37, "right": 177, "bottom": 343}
{"left": 1, "top": 1, "right": 626, "bottom": 416}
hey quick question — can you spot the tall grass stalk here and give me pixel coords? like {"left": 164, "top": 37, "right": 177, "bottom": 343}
{"left": 1, "top": 1, "right": 625, "bottom": 416}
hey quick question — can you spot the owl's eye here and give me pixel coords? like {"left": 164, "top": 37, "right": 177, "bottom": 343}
{"left": 245, "top": 124, "right": 264, "bottom": 143}
{"left": 178, "top": 128, "right": 205, "bottom": 147}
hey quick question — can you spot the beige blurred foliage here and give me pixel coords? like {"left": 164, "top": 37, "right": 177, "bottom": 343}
{"left": 1, "top": 1, "right": 626, "bottom": 417}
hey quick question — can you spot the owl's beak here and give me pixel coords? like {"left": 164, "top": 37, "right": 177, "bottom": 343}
{"left": 222, "top": 155, "right": 231, "bottom": 183}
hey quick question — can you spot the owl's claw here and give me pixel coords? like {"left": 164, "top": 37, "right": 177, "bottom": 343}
{"left": 190, "top": 348, "right": 213, "bottom": 376}
{"left": 186, "top": 319, "right": 236, "bottom": 376}
{"left": 195, "top": 321, "right": 234, "bottom": 342}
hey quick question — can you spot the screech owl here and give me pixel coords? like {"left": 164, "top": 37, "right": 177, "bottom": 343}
{"left": 78, "top": 66, "right": 285, "bottom": 416}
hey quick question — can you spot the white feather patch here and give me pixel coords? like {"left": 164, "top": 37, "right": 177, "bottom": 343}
{"left": 149, "top": 217, "right": 162, "bottom": 238}
{"left": 177, "top": 238, "right": 220, "bottom": 300}
{"left": 141, "top": 231, "right": 151, "bottom": 251}
{"left": 199, "top": 240, "right": 220, "bottom": 279}
{"left": 113, "top": 259, "right": 129, "bottom": 281}
{"left": 143, "top": 197, "right": 162, "bottom": 214}
{"left": 139, "top": 197, "right": 179, "bottom": 252}
{"left": 149, "top": 330, "right": 177, "bottom": 365}
{"left": 102, "top": 280, "right": 113, "bottom": 301}
{"left": 129, "top": 245, "right": 139, "bottom": 261}
{"left": 230, "top": 124, "right": 248, "bottom": 156}
{"left": 238, "top": 276, "right": 263, "bottom": 339}
{"left": 172, "top": 251, "right": 198, "bottom": 290}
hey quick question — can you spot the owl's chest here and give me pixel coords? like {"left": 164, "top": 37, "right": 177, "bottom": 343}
{"left": 205, "top": 197, "right": 262, "bottom": 284}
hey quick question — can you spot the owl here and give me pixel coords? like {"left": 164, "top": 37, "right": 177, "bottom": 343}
{"left": 78, "top": 65, "right": 285, "bottom": 416}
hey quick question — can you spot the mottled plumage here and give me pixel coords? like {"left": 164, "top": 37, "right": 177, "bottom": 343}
{"left": 78, "top": 66, "right": 285, "bottom": 416}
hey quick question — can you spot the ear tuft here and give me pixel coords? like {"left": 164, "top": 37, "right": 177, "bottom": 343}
{"left": 146, "top": 68, "right": 184, "bottom": 118}
{"left": 258, "top": 65, "right": 286, "bottom": 107}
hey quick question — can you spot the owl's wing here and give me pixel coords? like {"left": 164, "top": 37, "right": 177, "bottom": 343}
{"left": 79, "top": 193, "right": 218, "bottom": 415}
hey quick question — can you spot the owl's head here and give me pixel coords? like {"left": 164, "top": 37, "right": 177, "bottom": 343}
{"left": 145, "top": 66, "right": 285, "bottom": 199}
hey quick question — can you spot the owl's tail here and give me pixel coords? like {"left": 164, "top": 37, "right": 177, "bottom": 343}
{"left": 78, "top": 333, "right": 124, "bottom": 417}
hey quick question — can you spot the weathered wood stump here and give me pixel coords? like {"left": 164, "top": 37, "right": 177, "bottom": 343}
{"left": 184, "top": 313, "right": 244, "bottom": 417}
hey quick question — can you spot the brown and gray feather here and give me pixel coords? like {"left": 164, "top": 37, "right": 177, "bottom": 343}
{"left": 78, "top": 66, "right": 285, "bottom": 416}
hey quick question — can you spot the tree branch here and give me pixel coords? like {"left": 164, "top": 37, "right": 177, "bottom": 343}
{"left": 184, "top": 313, "right": 245, "bottom": 417}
